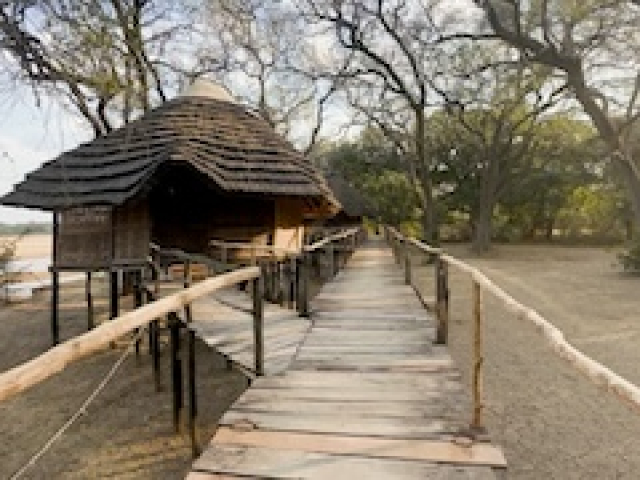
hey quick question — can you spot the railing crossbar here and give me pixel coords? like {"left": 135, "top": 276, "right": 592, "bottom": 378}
{"left": 384, "top": 225, "right": 640, "bottom": 425}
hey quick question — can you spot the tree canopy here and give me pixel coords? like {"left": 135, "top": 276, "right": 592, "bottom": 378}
{"left": 1, "top": 0, "right": 639, "bottom": 248}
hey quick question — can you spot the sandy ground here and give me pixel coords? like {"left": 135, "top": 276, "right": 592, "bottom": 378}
{"left": 412, "top": 244, "right": 640, "bottom": 480}
{"left": 0, "top": 279, "right": 248, "bottom": 479}
{"left": 2, "top": 234, "right": 51, "bottom": 260}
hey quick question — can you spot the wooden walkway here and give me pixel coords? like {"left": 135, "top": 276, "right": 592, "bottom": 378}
{"left": 190, "top": 288, "right": 311, "bottom": 376}
{"left": 188, "top": 242, "right": 506, "bottom": 479}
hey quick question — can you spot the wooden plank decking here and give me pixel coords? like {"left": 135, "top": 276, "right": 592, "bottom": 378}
{"left": 189, "top": 288, "right": 311, "bottom": 376}
{"left": 188, "top": 242, "right": 506, "bottom": 479}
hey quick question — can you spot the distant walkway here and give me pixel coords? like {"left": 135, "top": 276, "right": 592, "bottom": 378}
{"left": 188, "top": 241, "right": 506, "bottom": 479}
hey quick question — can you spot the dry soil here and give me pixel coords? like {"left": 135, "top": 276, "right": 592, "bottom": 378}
{"left": 413, "top": 243, "right": 640, "bottom": 480}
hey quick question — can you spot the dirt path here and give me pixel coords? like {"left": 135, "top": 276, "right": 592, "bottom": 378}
{"left": 413, "top": 244, "right": 640, "bottom": 480}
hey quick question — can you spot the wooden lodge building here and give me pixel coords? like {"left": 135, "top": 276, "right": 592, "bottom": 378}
{"left": 1, "top": 80, "right": 339, "bottom": 343}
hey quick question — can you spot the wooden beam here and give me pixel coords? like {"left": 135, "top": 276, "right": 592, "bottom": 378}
{"left": 211, "top": 428, "right": 507, "bottom": 467}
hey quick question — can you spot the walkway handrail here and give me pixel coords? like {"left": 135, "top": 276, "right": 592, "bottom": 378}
{"left": 297, "top": 226, "right": 364, "bottom": 316}
{"left": 384, "top": 226, "right": 640, "bottom": 426}
{"left": 304, "top": 226, "right": 361, "bottom": 252}
{"left": 0, "top": 266, "right": 260, "bottom": 403}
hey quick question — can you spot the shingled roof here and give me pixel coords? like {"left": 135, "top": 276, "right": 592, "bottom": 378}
{"left": 1, "top": 84, "right": 339, "bottom": 212}
{"left": 325, "top": 172, "right": 375, "bottom": 219}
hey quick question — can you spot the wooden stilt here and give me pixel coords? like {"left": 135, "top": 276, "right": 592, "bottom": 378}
{"left": 170, "top": 313, "right": 183, "bottom": 433}
{"left": 183, "top": 260, "right": 193, "bottom": 324}
{"left": 51, "top": 212, "right": 59, "bottom": 346}
{"left": 86, "top": 272, "right": 94, "bottom": 331}
{"left": 151, "top": 319, "right": 162, "bottom": 391}
{"left": 187, "top": 328, "right": 200, "bottom": 457}
{"left": 133, "top": 271, "right": 143, "bottom": 356}
{"left": 109, "top": 270, "right": 119, "bottom": 320}
{"left": 51, "top": 270, "right": 59, "bottom": 346}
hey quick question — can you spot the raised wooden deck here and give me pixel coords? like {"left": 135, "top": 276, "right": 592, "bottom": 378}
{"left": 187, "top": 242, "right": 506, "bottom": 479}
{"left": 190, "top": 288, "right": 311, "bottom": 376}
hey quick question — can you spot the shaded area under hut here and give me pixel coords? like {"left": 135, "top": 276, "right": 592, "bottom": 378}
{"left": 1, "top": 80, "right": 339, "bottom": 345}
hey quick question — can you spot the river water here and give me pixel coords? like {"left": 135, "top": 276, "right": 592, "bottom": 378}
{"left": 4, "top": 257, "right": 51, "bottom": 273}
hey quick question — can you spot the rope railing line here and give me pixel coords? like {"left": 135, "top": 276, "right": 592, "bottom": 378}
{"left": 384, "top": 225, "right": 640, "bottom": 419}
{"left": 0, "top": 266, "right": 260, "bottom": 403}
{"left": 9, "top": 331, "right": 142, "bottom": 480}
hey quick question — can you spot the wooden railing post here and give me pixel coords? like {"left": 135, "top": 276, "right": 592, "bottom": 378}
{"left": 183, "top": 260, "right": 191, "bottom": 288}
{"left": 183, "top": 261, "right": 193, "bottom": 324}
{"left": 187, "top": 327, "right": 200, "bottom": 457}
{"left": 289, "top": 257, "right": 296, "bottom": 309}
{"left": 109, "top": 270, "right": 119, "bottom": 320}
{"left": 51, "top": 269, "right": 60, "bottom": 346}
{"left": 252, "top": 273, "right": 264, "bottom": 376}
{"left": 327, "top": 244, "right": 335, "bottom": 278}
{"left": 264, "top": 261, "right": 271, "bottom": 302}
{"left": 277, "top": 261, "right": 285, "bottom": 305}
{"left": 298, "top": 252, "right": 311, "bottom": 317}
{"left": 393, "top": 232, "right": 400, "bottom": 263}
{"left": 133, "top": 273, "right": 143, "bottom": 356}
{"left": 262, "top": 261, "right": 270, "bottom": 301}
{"left": 169, "top": 312, "right": 183, "bottom": 433}
{"left": 435, "top": 256, "right": 449, "bottom": 345}
{"left": 404, "top": 240, "right": 411, "bottom": 286}
{"left": 151, "top": 318, "right": 162, "bottom": 391}
{"left": 86, "top": 272, "right": 94, "bottom": 331}
{"left": 471, "top": 279, "right": 485, "bottom": 432}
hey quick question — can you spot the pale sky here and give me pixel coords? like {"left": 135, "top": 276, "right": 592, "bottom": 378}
{"left": 0, "top": 85, "right": 90, "bottom": 224}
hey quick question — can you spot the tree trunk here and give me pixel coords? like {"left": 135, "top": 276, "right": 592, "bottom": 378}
{"left": 545, "top": 218, "right": 554, "bottom": 241}
{"left": 420, "top": 187, "right": 438, "bottom": 245}
{"left": 415, "top": 108, "right": 438, "bottom": 245}
{"left": 471, "top": 201, "right": 493, "bottom": 253}
{"left": 471, "top": 153, "right": 499, "bottom": 253}
{"left": 613, "top": 151, "right": 640, "bottom": 233}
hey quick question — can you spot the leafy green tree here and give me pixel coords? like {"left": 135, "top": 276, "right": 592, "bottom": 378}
{"left": 475, "top": 0, "right": 640, "bottom": 235}
{"left": 497, "top": 115, "right": 603, "bottom": 240}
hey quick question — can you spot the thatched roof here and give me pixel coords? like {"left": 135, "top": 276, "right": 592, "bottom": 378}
{"left": 325, "top": 173, "right": 375, "bottom": 219}
{"left": 1, "top": 84, "right": 339, "bottom": 213}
